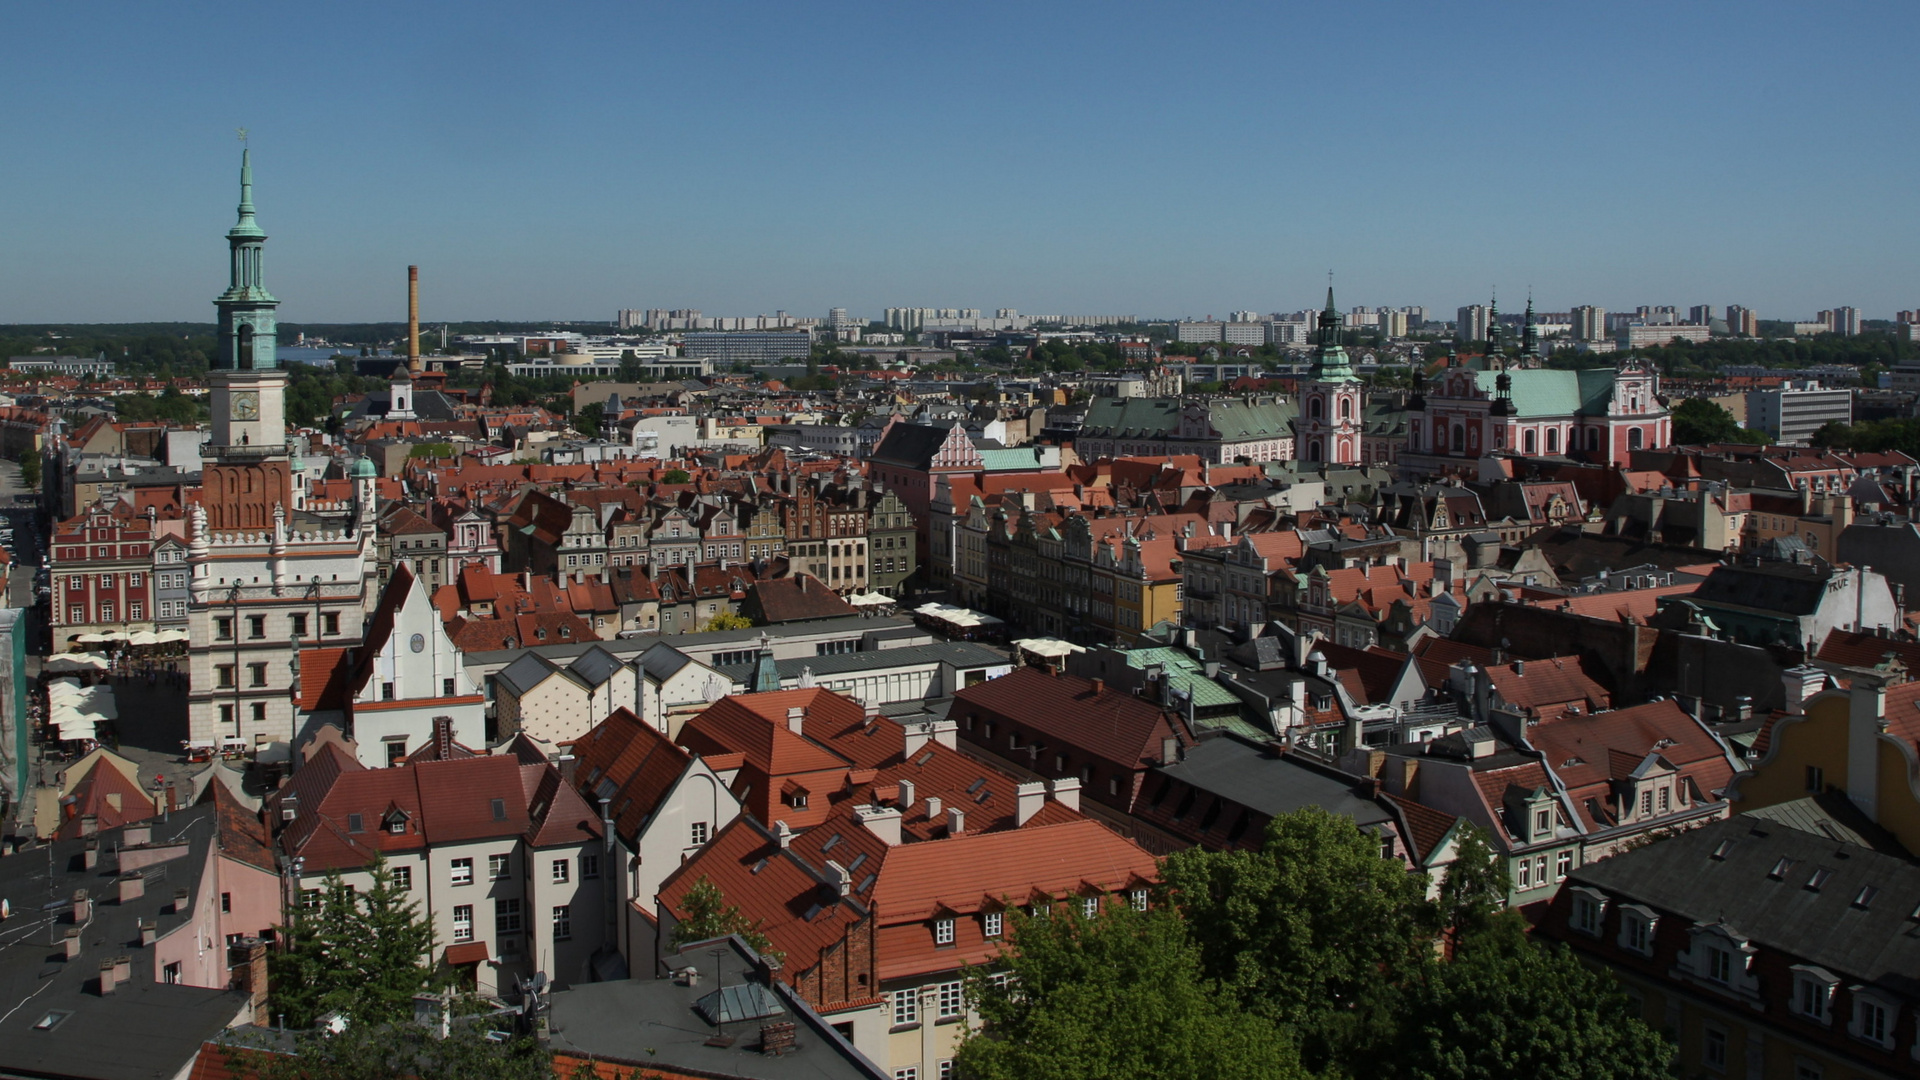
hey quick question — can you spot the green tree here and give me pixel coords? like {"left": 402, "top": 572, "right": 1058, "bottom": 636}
{"left": 17, "top": 449, "right": 40, "bottom": 490}
{"left": 271, "top": 856, "right": 438, "bottom": 1028}
{"left": 661, "top": 468, "right": 691, "bottom": 485}
{"left": 1160, "top": 807, "right": 1430, "bottom": 1070}
{"left": 954, "top": 903, "right": 1306, "bottom": 1080}
{"left": 696, "top": 611, "right": 754, "bottom": 632}
{"left": 229, "top": 1014, "right": 552, "bottom": 1080}
{"left": 574, "top": 402, "right": 604, "bottom": 437}
{"left": 1670, "top": 397, "right": 1765, "bottom": 445}
{"left": 670, "top": 876, "right": 781, "bottom": 962}
{"left": 1434, "top": 822, "right": 1507, "bottom": 937}
{"left": 1387, "top": 915, "right": 1674, "bottom": 1080}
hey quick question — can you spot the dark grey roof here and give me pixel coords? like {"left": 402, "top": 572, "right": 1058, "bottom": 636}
{"left": 1690, "top": 563, "right": 1831, "bottom": 617}
{"left": 1569, "top": 809, "right": 1920, "bottom": 993}
{"left": 638, "top": 641, "right": 695, "bottom": 681}
{"left": 0, "top": 807, "right": 251, "bottom": 1080}
{"left": 545, "top": 936, "right": 884, "bottom": 1080}
{"left": 567, "top": 644, "right": 626, "bottom": 688}
{"left": 1153, "top": 737, "right": 1394, "bottom": 829}
{"left": 716, "top": 642, "right": 1009, "bottom": 684}
{"left": 1736, "top": 792, "right": 1911, "bottom": 859}
{"left": 494, "top": 652, "right": 558, "bottom": 695}
{"left": 866, "top": 422, "right": 955, "bottom": 470}
{"left": 343, "top": 387, "right": 461, "bottom": 422}
{"left": 463, "top": 616, "right": 919, "bottom": 668}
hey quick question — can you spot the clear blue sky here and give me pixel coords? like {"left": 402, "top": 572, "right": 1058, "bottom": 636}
{"left": 3, "top": 1, "right": 1915, "bottom": 325}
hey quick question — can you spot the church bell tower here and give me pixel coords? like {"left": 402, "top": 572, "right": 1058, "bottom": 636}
{"left": 1298, "top": 287, "right": 1363, "bottom": 465}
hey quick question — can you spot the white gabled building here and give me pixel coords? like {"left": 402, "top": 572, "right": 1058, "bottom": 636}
{"left": 493, "top": 644, "right": 637, "bottom": 750}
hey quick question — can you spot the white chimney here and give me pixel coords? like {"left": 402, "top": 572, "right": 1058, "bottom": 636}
{"left": 854, "top": 803, "right": 902, "bottom": 846}
{"left": 930, "top": 717, "right": 958, "bottom": 749}
{"left": 904, "top": 722, "right": 932, "bottom": 757}
{"left": 1015, "top": 781, "right": 1045, "bottom": 826}
{"left": 897, "top": 779, "right": 916, "bottom": 811}
{"left": 824, "top": 858, "right": 853, "bottom": 896}
{"left": 1782, "top": 665, "right": 1825, "bottom": 713}
{"left": 774, "top": 820, "right": 792, "bottom": 849}
{"left": 1049, "top": 777, "right": 1082, "bottom": 812}
{"left": 786, "top": 706, "right": 805, "bottom": 736}
{"left": 926, "top": 796, "right": 943, "bottom": 820}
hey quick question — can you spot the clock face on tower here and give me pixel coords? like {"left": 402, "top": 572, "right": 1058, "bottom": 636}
{"left": 231, "top": 391, "right": 260, "bottom": 421}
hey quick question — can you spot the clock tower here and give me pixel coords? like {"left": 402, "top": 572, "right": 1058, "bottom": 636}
{"left": 204, "top": 149, "right": 293, "bottom": 531}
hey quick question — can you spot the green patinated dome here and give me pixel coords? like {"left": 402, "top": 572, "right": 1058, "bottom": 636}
{"left": 350, "top": 456, "right": 377, "bottom": 479}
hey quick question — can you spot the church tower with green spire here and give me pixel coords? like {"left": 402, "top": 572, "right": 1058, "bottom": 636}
{"left": 1293, "top": 287, "right": 1363, "bottom": 465}
{"left": 204, "top": 148, "right": 292, "bottom": 531}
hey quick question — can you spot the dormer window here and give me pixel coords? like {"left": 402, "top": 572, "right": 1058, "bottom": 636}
{"left": 1617, "top": 904, "right": 1657, "bottom": 957}
{"left": 1534, "top": 808, "right": 1552, "bottom": 835}
{"left": 1569, "top": 887, "right": 1607, "bottom": 937}
{"left": 1790, "top": 965, "right": 1837, "bottom": 1024}
{"left": 933, "top": 918, "right": 954, "bottom": 946}
{"left": 1852, "top": 992, "right": 1893, "bottom": 1048}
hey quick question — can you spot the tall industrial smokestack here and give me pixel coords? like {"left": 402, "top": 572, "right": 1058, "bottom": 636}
{"left": 407, "top": 265, "right": 421, "bottom": 374}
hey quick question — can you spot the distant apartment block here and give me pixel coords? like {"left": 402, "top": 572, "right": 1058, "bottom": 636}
{"left": 1744, "top": 383, "right": 1853, "bottom": 445}
{"left": 9, "top": 355, "right": 118, "bottom": 376}
{"left": 1725, "top": 305, "right": 1758, "bottom": 336}
{"left": 1616, "top": 324, "right": 1712, "bottom": 349}
{"left": 1457, "top": 304, "right": 1491, "bottom": 342}
{"left": 679, "top": 330, "right": 816, "bottom": 365}
{"left": 1175, "top": 321, "right": 1224, "bottom": 343}
{"left": 1818, "top": 306, "right": 1862, "bottom": 335}
{"left": 1570, "top": 305, "right": 1606, "bottom": 341}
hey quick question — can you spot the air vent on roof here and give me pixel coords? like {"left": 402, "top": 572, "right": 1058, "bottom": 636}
{"left": 491, "top": 799, "right": 507, "bottom": 821}
{"left": 1806, "top": 867, "right": 1833, "bottom": 891}
{"left": 1852, "top": 885, "right": 1878, "bottom": 910}
{"left": 1768, "top": 857, "right": 1796, "bottom": 881}
{"left": 1710, "top": 839, "right": 1734, "bottom": 861}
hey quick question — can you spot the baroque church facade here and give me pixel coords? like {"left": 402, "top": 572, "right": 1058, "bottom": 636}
{"left": 186, "top": 151, "right": 381, "bottom": 748}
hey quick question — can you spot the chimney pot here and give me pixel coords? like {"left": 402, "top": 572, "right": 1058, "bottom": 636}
{"left": 99, "top": 960, "right": 117, "bottom": 994}
{"left": 117, "top": 871, "right": 145, "bottom": 905}
{"left": 1089, "top": 678, "right": 1104, "bottom": 695}
{"left": 64, "top": 928, "right": 82, "bottom": 959}
{"left": 897, "top": 779, "right": 916, "bottom": 811}
{"left": 113, "top": 955, "right": 131, "bottom": 985}
{"left": 173, "top": 888, "right": 189, "bottom": 914}
{"left": 139, "top": 919, "right": 156, "bottom": 947}
{"left": 71, "top": 890, "right": 90, "bottom": 923}
{"left": 926, "top": 796, "right": 942, "bottom": 819}
{"left": 948, "top": 807, "right": 966, "bottom": 836}
{"left": 1049, "top": 776, "right": 1082, "bottom": 812}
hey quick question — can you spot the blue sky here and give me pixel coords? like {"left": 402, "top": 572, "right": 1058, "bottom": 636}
{"left": 3, "top": 1, "right": 1914, "bottom": 324}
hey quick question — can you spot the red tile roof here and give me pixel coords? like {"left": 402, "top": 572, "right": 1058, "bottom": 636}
{"left": 955, "top": 667, "right": 1182, "bottom": 774}
{"left": 1482, "top": 656, "right": 1610, "bottom": 718}
{"left": 1526, "top": 699, "right": 1736, "bottom": 831}
{"left": 572, "top": 707, "right": 697, "bottom": 846}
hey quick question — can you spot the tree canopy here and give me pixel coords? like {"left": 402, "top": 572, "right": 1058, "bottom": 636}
{"left": 669, "top": 876, "right": 782, "bottom": 962}
{"left": 270, "top": 856, "right": 438, "bottom": 1028}
{"left": 956, "top": 901, "right": 1305, "bottom": 1080}
{"left": 1669, "top": 397, "right": 1766, "bottom": 446}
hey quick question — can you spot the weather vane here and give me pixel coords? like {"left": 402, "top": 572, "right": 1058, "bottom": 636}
{"left": 236, "top": 127, "right": 249, "bottom": 145}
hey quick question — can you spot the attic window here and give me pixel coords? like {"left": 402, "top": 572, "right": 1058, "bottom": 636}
{"left": 347, "top": 814, "right": 364, "bottom": 834}
{"left": 821, "top": 833, "right": 843, "bottom": 853}
{"left": 966, "top": 778, "right": 987, "bottom": 795}
{"left": 913, "top": 749, "right": 935, "bottom": 766}
{"left": 1806, "top": 867, "right": 1833, "bottom": 891}
{"left": 536, "top": 629, "right": 547, "bottom": 641}
{"left": 560, "top": 627, "right": 571, "bottom": 637}
{"left": 1768, "top": 857, "right": 1796, "bottom": 881}
{"left": 491, "top": 798, "right": 507, "bottom": 821}
{"left": 858, "top": 873, "right": 876, "bottom": 893}
{"left": 1710, "top": 839, "right": 1734, "bottom": 861}
{"left": 32, "top": 1010, "right": 72, "bottom": 1032}
{"left": 848, "top": 852, "right": 868, "bottom": 874}
{"left": 1853, "top": 885, "right": 1879, "bottom": 910}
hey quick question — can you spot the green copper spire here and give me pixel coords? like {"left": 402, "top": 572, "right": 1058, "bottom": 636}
{"left": 1485, "top": 293, "right": 1504, "bottom": 358}
{"left": 1521, "top": 293, "right": 1539, "bottom": 358}
{"left": 213, "top": 148, "right": 279, "bottom": 371}
{"left": 1310, "top": 286, "right": 1359, "bottom": 383}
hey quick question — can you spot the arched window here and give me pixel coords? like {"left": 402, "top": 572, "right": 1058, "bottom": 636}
{"left": 1628, "top": 427, "right": 1644, "bottom": 450}
{"left": 1340, "top": 397, "right": 1353, "bottom": 420}
{"left": 1587, "top": 429, "right": 1599, "bottom": 452}
{"left": 1524, "top": 430, "right": 1537, "bottom": 454}
{"left": 1309, "top": 398, "right": 1323, "bottom": 420}
{"left": 237, "top": 325, "right": 255, "bottom": 369}
{"left": 1452, "top": 425, "right": 1465, "bottom": 452}
{"left": 1307, "top": 441, "right": 1323, "bottom": 462}
{"left": 1547, "top": 429, "right": 1559, "bottom": 453}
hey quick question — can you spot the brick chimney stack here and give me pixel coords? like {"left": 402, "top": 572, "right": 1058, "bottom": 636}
{"left": 407, "top": 265, "right": 421, "bottom": 375}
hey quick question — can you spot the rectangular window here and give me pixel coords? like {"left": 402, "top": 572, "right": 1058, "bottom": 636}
{"left": 1639, "top": 790, "right": 1653, "bottom": 815}
{"left": 1658, "top": 787, "right": 1670, "bottom": 812}
{"left": 691, "top": 821, "right": 710, "bottom": 845}
{"left": 936, "top": 980, "right": 964, "bottom": 1019}
{"left": 1518, "top": 859, "right": 1532, "bottom": 889}
{"left": 219, "top": 704, "right": 235, "bottom": 726}
{"left": 983, "top": 911, "right": 1002, "bottom": 938}
{"left": 892, "top": 990, "right": 918, "bottom": 1027}
{"left": 69, "top": 606, "right": 83, "bottom": 624}
{"left": 1130, "top": 888, "right": 1149, "bottom": 911}
{"left": 128, "top": 573, "right": 142, "bottom": 588}
{"left": 1707, "top": 946, "right": 1732, "bottom": 984}
{"left": 443, "top": 678, "right": 456, "bottom": 697}
{"left": 247, "top": 615, "right": 265, "bottom": 639}
{"left": 1857, "top": 999, "right": 1888, "bottom": 1045}
{"left": 450, "top": 858, "right": 473, "bottom": 886}
{"left": 1081, "top": 897, "right": 1099, "bottom": 918}
{"left": 100, "top": 573, "right": 114, "bottom": 588}
{"left": 495, "top": 898, "right": 522, "bottom": 933}
{"left": 291, "top": 613, "right": 308, "bottom": 636}
{"left": 323, "top": 612, "right": 340, "bottom": 635}
{"left": 129, "top": 602, "right": 143, "bottom": 620}
{"left": 894, "top": 1070, "right": 918, "bottom": 1080}
{"left": 301, "top": 888, "right": 322, "bottom": 910}
{"left": 1625, "top": 916, "right": 1649, "bottom": 955}
{"left": 1535, "top": 855, "right": 1548, "bottom": 885}
{"left": 552, "top": 905, "right": 572, "bottom": 941}
{"left": 1556, "top": 851, "right": 1573, "bottom": 880}
{"left": 550, "top": 858, "right": 569, "bottom": 884}
{"left": 933, "top": 918, "right": 954, "bottom": 946}
{"left": 1805, "top": 765, "right": 1823, "bottom": 792}
{"left": 248, "top": 662, "right": 267, "bottom": 687}
{"left": 1703, "top": 1025, "right": 1727, "bottom": 1072}
{"left": 452, "top": 905, "right": 473, "bottom": 942}
{"left": 252, "top": 702, "right": 267, "bottom": 724}
{"left": 382, "top": 682, "right": 395, "bottom": 701}
{"left": 99, "top": 603, "right": 113, "bottom": 622}
{"left": 489, "top": 854, "right": 510, "bottom": 880}
{"left": 580, "top": 853, "right": 599, "bottom": 879}
{"left": 392, "top": 865, "right": 412, "bottom": 891}
{"left": 217, "top": 665, "right": 235, "bottom": 688}
{"left": 221, "top": 892, "right": 232, "bottom": 913}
